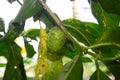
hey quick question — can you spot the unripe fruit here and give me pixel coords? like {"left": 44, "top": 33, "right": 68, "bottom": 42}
{"left": 47, "top": 27, "right": 66, "bottom": 52}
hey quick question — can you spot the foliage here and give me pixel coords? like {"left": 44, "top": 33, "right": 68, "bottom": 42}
{"left": 0, "top": 0, "right": 120, "bottom": 80}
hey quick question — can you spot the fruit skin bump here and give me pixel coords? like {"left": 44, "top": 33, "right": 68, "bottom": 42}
{"left": 47, "top": 27, "right": 66, "bottom": 53}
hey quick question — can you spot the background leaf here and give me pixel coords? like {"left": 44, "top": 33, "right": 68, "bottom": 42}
{"left": 15, "top": 0, "right": 44, "bottom": 22}
{"left": 90, "top": 69, "right": 111, "bottom": 80}
{"left": 104, "top": 60, "right": 120, "bottom": 80}
{"left": 58, "top": 54, "right": 83, "bottom": 80}
{"left": 23, "top": 37, "right": 36, "bottom": 58}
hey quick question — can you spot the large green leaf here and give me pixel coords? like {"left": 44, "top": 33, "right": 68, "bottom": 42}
{"left": 3, "top": 42, "right": 27, "bottom": 80}
{"left": 98, "top": 0, "right": 120, "bottom": 15}
{"left": 90, "top": 0, "right": 120, "bottom": 30}
{"left": 58, "top": 54, "right": 83, "bottom": 80}
{"left": 104, "top": 60, "right": 120, "bottom": 80}
{"left": 90, "top": 69, "right": 111, "bottom": 80}
{"left": 63, "top": 19, "right": 102, "bottom": 46}
{"left": 23, "top": 37, "right": 36, "bottom": 58}
{"left": 15, "top": 0, "right": 44, "bottom": 22}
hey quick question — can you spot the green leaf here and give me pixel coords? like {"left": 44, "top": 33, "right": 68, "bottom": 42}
{"left": 58, "top": 54, "right": 83, "bottom": 80}
{"left": 98, "top": 0, "right": 120, "bottom": 15}
{"left": 34, "top": 9, "right": 56, "bottom": 31}
{"left": 83, "top": 22, "right": 103, "bottom": 44}
{"left": 23, "top": 37, "right": 36, "bottom": 58}
{"left": 90, "top": 0, "right": 120, "bottom": 30}
{"left": 90, "top": 69, "right": 111, "bottom": 80}
{"left": 0, "top": 41, "right": 10, "bottom": 59}
{"left": 23, "top": 28, "right": 40, "bottom": 40}
{"left": 63, "top": 19, "right": 102, "bottom": 46}
{"left": 15, "top": 0, "right": 44, "bottom": 22}
{"left": 0, "top": 17, "right": 5, "bottom": 32}
{"left": 6, "top": 20, "right": 25, "bottom": 40}
{"left": 3, "top": 42, "right": 27, "bottom": 80}
{"left": 104, "top": 60, "right": 120, "bottom": 80}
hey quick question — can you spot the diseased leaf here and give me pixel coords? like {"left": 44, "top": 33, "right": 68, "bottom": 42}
{"left": 90, "top": 69, "right": 111, "bottom": 80}
{"left": 63, "top": 19, "right": 102, "bottom": 46}
{"left": 15, "top": 0, "right": 44, "bottom": 22}
{"left": 90, "top": 0, "right": 120, "bottom": 30}
{"left": 3, "top": 42, "right": 27, "bottom": 80}
{"left": 23, "top": 37, "right": 36, "bottom": 58}
{"left": 83, "top": 22, "right": 103, "bottom": 44}
{"left": 98, "top": 27, "right": 120, "bottom": 44}
{"left": 58, "top": 54, "right": 83, "bottom": 80}
{"left": 23, "top": 28, "right": 39, "bottom": 40}
{"left": 95, "top": 27, "right": 120, "bottom": 59}
{"left": 93, "top": 27, "right": 120, "bottom": 79}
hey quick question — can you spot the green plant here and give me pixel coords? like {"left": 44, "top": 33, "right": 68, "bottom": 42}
{"left": 0, "top": 0, "right": 120, "bottom": 80}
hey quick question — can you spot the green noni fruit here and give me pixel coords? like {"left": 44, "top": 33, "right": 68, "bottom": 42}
{"left": 47, "top": 27, "right": 66, "bottom": 52}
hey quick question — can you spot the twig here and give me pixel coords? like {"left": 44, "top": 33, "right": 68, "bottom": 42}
{"left": 87, "top": 42, "right": 120, "bottom": 49}
{"left": 17, "top": 0, "right": 23, "bottom": 6}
